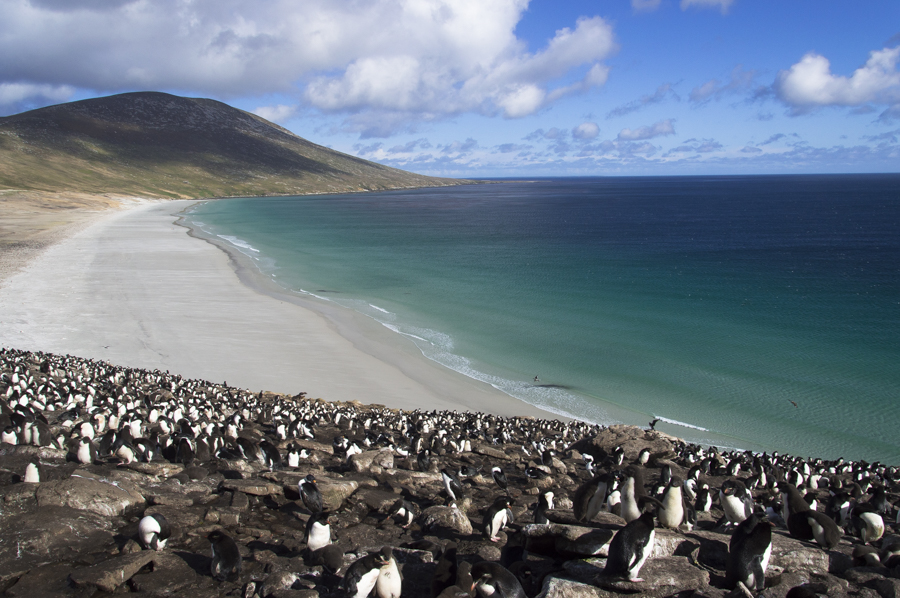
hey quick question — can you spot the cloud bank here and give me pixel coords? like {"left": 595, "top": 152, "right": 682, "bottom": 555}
{"left": 1, "top": 0, "right": 617, "bottom": 132}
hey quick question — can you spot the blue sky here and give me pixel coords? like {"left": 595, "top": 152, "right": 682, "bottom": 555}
{"left": 1, "top": 0, "right": 898, "bottom": 176}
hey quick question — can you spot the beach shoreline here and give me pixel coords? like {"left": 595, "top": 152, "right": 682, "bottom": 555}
{"left": 0, "top": 196, "right": 557, "bottom": 420}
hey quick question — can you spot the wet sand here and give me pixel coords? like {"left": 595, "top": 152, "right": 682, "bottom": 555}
{"left": 0, "top": 198, "right": 555, "bottom": 418}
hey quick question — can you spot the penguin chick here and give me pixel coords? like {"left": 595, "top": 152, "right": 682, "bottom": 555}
{"left": 138, "top": 513, "right": 172, "bottom": 551}
{"left": 603, "top": 510, "right": 655, "bottom": 583}
{"left": 208, "top": 530, "right": 242, "bottom": 581}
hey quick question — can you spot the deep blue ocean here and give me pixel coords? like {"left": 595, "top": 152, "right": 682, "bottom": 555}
{"left": 185, "top": 175, "right": 900, "bottom": 463}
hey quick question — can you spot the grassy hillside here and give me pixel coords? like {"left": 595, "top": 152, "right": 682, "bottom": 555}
{"left": 0, "top": 92, "right": 466, "bottom": 198}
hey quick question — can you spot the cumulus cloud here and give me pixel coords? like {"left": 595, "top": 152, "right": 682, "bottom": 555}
{"left": 572, "top": 122, "right": 600, "bottom": 140}
{"left": 0, "top": 0, "right": 617, "bottom": 129}
{"left": 680, "top": 0, "right": 734, "bottom": 14}
{"left": 617, "top": 119, "right": 675, "bottom": 141}
{"left": 774, "top": 46, "right": 900, "bottom": 112}
{"left": 607, "top": 83, "right": 679, "bottom": 118}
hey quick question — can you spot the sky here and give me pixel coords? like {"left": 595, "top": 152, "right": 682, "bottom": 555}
{"left": 1, "top": 0, "right": 899, "bottom": 177}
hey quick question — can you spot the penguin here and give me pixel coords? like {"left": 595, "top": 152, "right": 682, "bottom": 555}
{"left": 726, "top": 513, "right": 772, "bottom": 593}
{"left": 417, "top": 449, "right": 432, "bottom": 472}
{"left": 138, "top": 513, "right": 172, "bottom": 551}
{"left": 389, "top": 498, "right": 418, "bottom": 529}
{"left": 208, "top": 529, "right": 242, "bottom": 581}
{"left": 658, "top": 476, "right": 687, "bottom": 530}
{"left": 483, "top": 496, "right": 513, "bottom": 542}
{"left": 637, "top": 448, "right": 650, "bottom": 466}
{"left": 852, "top": 505, "right": 885, "bottom": 545}
{"left": 720, "top": 479, "right": 754, "bottom": 526}
{"left": 431, "top": 542, "right": 459, "bottom": 598}
{"left": 75, "top": 436, "right": 97, "bottom": 464}
{"left": 491, "top": 466, "right": 509, "bottom": 494}
{"left": 24, "top": 461, "right": 40, "bottom": 484}
{"left": 524, "top": 466, "right": 549, "bottom": 480}
{"left": 470, "top": 561, "right": 526, "bottom": 598}
{"left": 806, "top": 509, "right": 842, "bottom": 549}
{"left": 603, "top": 510, "right": 656, "bottom": 583}
{"left": 441, "top": 468, "right": 465, "bottom": 501}
{"left": 535, "top": 491, "right": 554, "bottom": 525}
{"left": 583, "top": 453, "right": 596, "bottom": 476}
{"left": 259, "top": 440, "right": 282, "bottom": 470}
{"left": 375, "top": 546, "right": 403, "bottom": 598}
{"left": 306, "top": 511, "right": 333, "bottom": 552}
{"left": 619, "top": 465, "right": 646, "bottom": 523}
{"left": 779, "top": 482, "right": 815, "bottom": 541}
{"left": 299, "top": 473, "right": 324, "bottom": 513}
{"left": 342, "top": 548, "right": 391, "bottom": 598}
{"left": 573, "top": 472, "right": 613, "bottom": 523}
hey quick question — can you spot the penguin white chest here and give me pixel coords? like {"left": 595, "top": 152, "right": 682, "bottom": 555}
{"left": 354, "top": 568, "right": 381, "bottom": 598}
{"left": 308, "top": 522, "right": 331, "bottom": 551}
{"left": 376, "top": 559, "right": 402, "bottom": 598}
{"left": 659, "top": 488, "right": 684, "bottom": 528}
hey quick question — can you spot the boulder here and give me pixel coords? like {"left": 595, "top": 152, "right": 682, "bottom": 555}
{"left": 420, "top": 505, "right": 473, "bottom": 536}
{"left": 522, "top": 523, "right": 615, "bottom": 558}
{"left": 349, "top": 449, "right": 394, "bottom": 473}
{"left": 69, "top": 551, "right": 155, "bottom": 592}
{"left": 36, "top": 472, "right": 144, "bottom": 517}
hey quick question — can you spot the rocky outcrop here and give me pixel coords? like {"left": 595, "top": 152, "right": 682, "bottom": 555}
{"left": 0, "top": 347, "right": 897, "bottom": 598}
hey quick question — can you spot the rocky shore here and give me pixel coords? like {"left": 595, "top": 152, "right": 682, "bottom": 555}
{"left": 1, "top": 347, "right": 898, "bottom": 598}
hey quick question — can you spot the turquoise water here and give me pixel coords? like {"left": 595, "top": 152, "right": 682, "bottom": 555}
{"left": 185, "top": 175, "right": 900, "bottom": 462}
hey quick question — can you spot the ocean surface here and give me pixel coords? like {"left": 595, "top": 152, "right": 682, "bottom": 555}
{"left": 184, "top": 175, "right": 900, "bottom": 463}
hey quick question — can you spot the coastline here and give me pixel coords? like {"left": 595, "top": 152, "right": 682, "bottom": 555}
{"left": 0, "top": 198, "right": 555, "bottom": 419}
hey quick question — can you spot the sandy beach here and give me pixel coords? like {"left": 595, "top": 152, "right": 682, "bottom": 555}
{"left": 0, "top": 197, "right": 553, "bottom": 418}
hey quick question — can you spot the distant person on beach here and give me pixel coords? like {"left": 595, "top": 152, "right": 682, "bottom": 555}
{"left": 534, "top": 376, "right": 539, "bottom": 383}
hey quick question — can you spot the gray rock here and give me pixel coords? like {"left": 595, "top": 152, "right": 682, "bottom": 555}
{"left": 595, "top": 556, "right": 710, "bottom": 596}
{"left": 69, "top": 551, "right": 155, "bottom": 592}
{"left": 128, "top": 552, "right": 203, "bottom": 594}
{"left": 349, "top": 449, "right": 394, "bottom": 473}
{"left": 473, "top": 443, "right": 510, "bottom": 460}
{"left": 522, "top": 523, "right": 615, "bottom": 558}
{"left": 420, "top": 504, "right": 473, "bottom": 536}
{"left": 0, "top": 506, "right": 116, "bottom": 580}
{"left": 35, "top": 472, "right": 144, "bottom": 516}
{"left": 220, "top": 478, "right": 281, "bottom": 496}
{"left": 536, "top": 577, "right": 606, "bottom": 598}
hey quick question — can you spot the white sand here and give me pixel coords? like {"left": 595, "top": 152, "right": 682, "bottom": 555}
{"left": 0, "top": 200, "right": 553, "bottom": 418}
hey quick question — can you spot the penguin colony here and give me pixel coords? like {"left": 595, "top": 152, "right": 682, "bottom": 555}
{"left": 1, "top": 347, "right": 900, "bottom": 597}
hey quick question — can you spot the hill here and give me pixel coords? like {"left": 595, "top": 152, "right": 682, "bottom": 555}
{"left": 0, "top": 92, "right": 465, "bottom": 198}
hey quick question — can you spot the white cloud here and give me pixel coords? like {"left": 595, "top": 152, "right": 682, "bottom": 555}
{"left": 631, "top": 0, "right": 662, "bottom": 12}
{"left": 617, "top": 119, "right": 675, "bottom": 141}
{"left": 0, "top": 1, "right": 616, "bottom": 128}
{"left": 573, "top": 122, "right": 600, "bottom": 140}
{"left": 0, "top": 82, "right": 74, "bottom": 113}
{"left": 680, "top": 0, "right": 734, "bottom": 13}
{"left": 253, "top": 104, "right": 297, "bottom": 124}
{"left": 775, "top": 46, "right": 900, "bottom": 109}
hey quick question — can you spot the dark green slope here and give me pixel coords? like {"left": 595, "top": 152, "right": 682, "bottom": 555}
{"left": 0, "top": 92, "right": 465, "bottom": 198}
